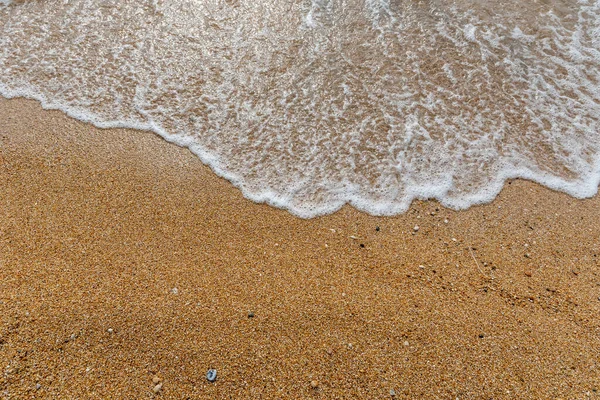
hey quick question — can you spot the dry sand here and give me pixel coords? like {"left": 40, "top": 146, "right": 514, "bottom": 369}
{"left": 0, "top": 98, "right": 599, "bottom": 399}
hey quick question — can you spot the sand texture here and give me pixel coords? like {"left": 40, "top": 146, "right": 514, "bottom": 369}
{"left": 0, "top": 98, "right": 599, "bottom": 399}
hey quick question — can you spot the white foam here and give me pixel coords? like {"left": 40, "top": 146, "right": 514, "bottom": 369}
{"left": 1, "top": 0, "right": 599, "bottom": 218}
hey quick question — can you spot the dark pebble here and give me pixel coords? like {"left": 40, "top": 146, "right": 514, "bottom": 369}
{"left": 248, "top": 312, "right": 254, "bottom": 318}
{"left": 478, "top": 334, "right": 484, "bottom": 338}
{"left": 375, "top": 226, "right": 380, "bottom": 232}
{"left": 360, "top": 243, "right": 365, "bottom": 248}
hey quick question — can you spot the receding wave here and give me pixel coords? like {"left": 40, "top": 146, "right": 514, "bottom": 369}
{"left": 1, "top": 0, "right": 599, "bottom": 217}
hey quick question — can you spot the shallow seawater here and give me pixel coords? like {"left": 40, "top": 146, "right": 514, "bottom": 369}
{"left": 1, "top": 0, "right": 599, "bottom": 217}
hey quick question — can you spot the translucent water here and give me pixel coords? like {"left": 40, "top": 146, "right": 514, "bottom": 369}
{"left": 1, "top": 0, "right": 599, "bottom": 217}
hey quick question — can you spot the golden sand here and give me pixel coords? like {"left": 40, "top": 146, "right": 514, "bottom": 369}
{"left": 0, "top": 98, "right": 599, "bottom": 398}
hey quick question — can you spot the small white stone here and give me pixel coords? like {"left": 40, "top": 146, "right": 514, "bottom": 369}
{"left": 170, "top": 287, "right": 179, "bottom": 295}
{"left": 206, "top": 369, "right": 218, "bottom": 382}
{"left": 404, "top": 341, "right": 409, "bottom": 346}
{"left": 444, "top": 219, "right": 449, "bottom": 224}
{"left": 452, "top": 238, "right": 457, "bottom": 242}
{"left": 413, "top": 225, "right": 419, "bottom": 232}
{"left": 107, "top": 328, "right": 114, "bottom": 333}
{"left": 418, "top": 265, "right": 425, "bottom": 269}
{"left": 153, "top": 383, "right": 163, "bottom": 393}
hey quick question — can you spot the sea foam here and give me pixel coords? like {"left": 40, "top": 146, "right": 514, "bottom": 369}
{"left": 1, "top": 0, "right": 599, "bottom": 218}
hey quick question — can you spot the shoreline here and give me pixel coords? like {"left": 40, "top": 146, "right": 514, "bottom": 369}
{"left": 1, "top": 97, "right": 599, "bottom": 398}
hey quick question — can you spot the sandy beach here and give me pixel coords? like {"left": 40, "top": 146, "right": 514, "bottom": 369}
{"left": 1, "top": 97, "right": 599, "bottom": 399}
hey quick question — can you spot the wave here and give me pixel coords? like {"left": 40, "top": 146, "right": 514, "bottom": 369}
{"left": 1, "top": 0, "right": 599, "bottom": 217}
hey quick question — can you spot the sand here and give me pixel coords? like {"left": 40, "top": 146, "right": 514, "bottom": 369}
{"left": 0, "top": 97, "right": 599, "bottom": 399}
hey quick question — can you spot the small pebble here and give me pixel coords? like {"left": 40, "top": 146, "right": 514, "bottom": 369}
{"left": 152, "top": 376, "right": 161, "bottom": 384}
{"left": 413, "top": 225, "right": 419, "bottom": 232}
{"left": 451, "top": 238, "right": 457, "bottom": 242}
{"left": 418, "top": 265, "right": 425, "bottom": 269}
{"left": 170, "top": 287, "right": 179, "bottom": 295}
{"left": 444, "top": 219, "right": 449, "bottom": 224}
{"left": 107, "top": 328, "right": 114, "bottom": 334}
{"left": 390, "top": 388, "right": 396, "bottom": 397}
{"left": 206, "top": 369, "right": 217, "bottom": 382}
{"left": 375, "top": 226, "right": 380, "bottom": 232}
{"left": 310, "top": 380, "right": 319, "bottom": 388}
{"left": 153, "top": 383, "right": 163, "bottom": 393}
{"left": 403, "top": 340, "right": 409, "bottom": 346}
{"left": 248, "top": 312, "right": 254, "bottom": 318}
{"left": 35, "top": 383, "right": 41, "bottom": 390}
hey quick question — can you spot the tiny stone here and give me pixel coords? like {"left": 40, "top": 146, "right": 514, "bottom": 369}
{"left": 413, "top": 225, "right": 419, "bottom": 232}
{"left": 152, "top": 376, "right": 161, "bottom": 384}
{"left": 310, "top": 380, "right": 319, "bottom": 388}
{"left": 418, "top": 265, "right": 425, "bottom": 269}
{"left": 444, "top": 219, "right": 449, "bottom": 224}
{"left": 107, "top": 328, "right": 114, "bottom": 334}
{"left": 403, "top": 341, "right": 409, "bottom": 346}
{"left": 248, "top": 312, "right": 254, "bottom": 318}
{"left": 70, "top": 333, "right": 77, "bottom": 340}
{"left": 170, "top": 287, "right": 179, "bottom": 295}
{"left": 206, "top": 369, "right": 217, "bottom": 382}
{"left": 452, "top": 238, "right": 457, "bottom": 242}
{"left": 375, "top": 226, "right": 380, "bottom": 232}
{"left": 153, "top": 383, "right": 163, "bottom": 393}
{"left": 390, "top": 388, "right": 396, "bottom": 397}
{"left": 479, "top": 334, "right": 484, "bottom": 338}
{"left": 525, "top": 253, "right": 531, "bottom": 258}
{"left": 360, "top": 243, "right": 365, "bottom": 248}
{"left": 35, "top": 383, "right": 41, "bottom": 390}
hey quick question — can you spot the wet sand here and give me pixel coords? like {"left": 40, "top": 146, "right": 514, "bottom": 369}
{"left": 0, "top": 98, "right": 599, "bottom": 399}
